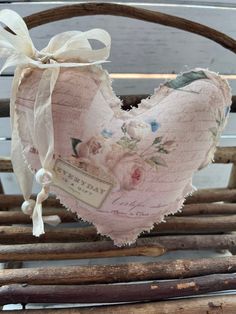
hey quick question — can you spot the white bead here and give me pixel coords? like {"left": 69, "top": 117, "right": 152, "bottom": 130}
{"left": 35, "top": 168, "right": 53, "bottom": 186}
{"left": 21, "top": 199, "right": 36, "bottom": 215}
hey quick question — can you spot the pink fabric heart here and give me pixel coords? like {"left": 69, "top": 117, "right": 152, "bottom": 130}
{"left": 15, "top": 66, "right": 231, "bottom": 246}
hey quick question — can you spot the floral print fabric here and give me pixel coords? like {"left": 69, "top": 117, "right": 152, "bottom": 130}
{"left": 15, "top": 67, "right": 231, "bottom": 246}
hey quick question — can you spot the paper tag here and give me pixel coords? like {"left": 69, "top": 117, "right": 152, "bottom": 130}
{"left": 52, "top": 159, "right": 113, "bottom": 208}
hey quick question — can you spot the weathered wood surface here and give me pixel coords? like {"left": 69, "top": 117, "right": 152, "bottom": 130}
{"left": 1, "top": 203, "right": 236, "bottom": 225}
{"left": 184, "top": 188, "right": 236, "bottom": 203}
{"left": 0, "top": 210, "right": 77, "bottom": 224}
{"left": 0, "top": 234, "right": 236, "bottom": 261}
{"left": 2, "top": 189, "right": 235, "bottom": 209}
{"left": 1, "top": 213, "right": 236, "bottom": 244}
{"left": 0, "top": 226, "right": 101, "bottom": 244}
{"left": 0, "top": 238, "right": 165, "bottom": 261}
{"left": 0, "top": 190, "right": 236, "bottom": 214}
{"left": 3, "top": 295, "right": 236, "bottom": 314}
{"left": 0, "top": 194, "right": 61, "bottom": 210}
{"left": 152, "top": 214, "right": 236, "bottom": 233}
{"left": 178, "top": 203, "right": 236, "bottom": 216}
{"left": 0, "top": 99, "right": 9, "bottom": 118}
{"left": 214, "top": 146, "right": 236, "bottom": 163}
{"left": 0, "top": 179, "right": 4, "bottom": 194}
{"left": 1, "top": 256, "right": 236, "bottom": 285}
{"left": 228, "top": 163, "right": 236, "bottom": 188}
{"left": 1, "top": 273, "right": 236, "bottom": 305}
{"left": 0, "top": 157, "right": 12, "bottom": 172}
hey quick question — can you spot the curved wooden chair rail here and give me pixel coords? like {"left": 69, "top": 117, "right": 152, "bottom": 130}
{"left": 23, "top": 2, "right": 236, "bottom": 54}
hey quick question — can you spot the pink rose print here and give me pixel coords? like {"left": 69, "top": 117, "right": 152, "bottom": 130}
{"left": 131, "top": 167, "right": 142, "bottom": 186}
{"left": 75, "top": 136, "right": 104, "bottom": 159}
{"left": 111, "top": 153, "right": 145, "bottom": 190}
{"left": 89, "top": 139, "right": 102, "bottom": 155}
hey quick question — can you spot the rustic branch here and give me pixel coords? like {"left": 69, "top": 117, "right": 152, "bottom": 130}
{"left": 1, "top": 213, "right": 236, "bottom": 243}
{"left": 0, "top": 239, "right": 166, "bottom": 261}
{"left": 0, "top": 234, "right": 236, "bottom": 261}
{"left": 0, "top": 157, "right": 12, "bottom": 172}
{"left": 0, "top": 226, "right": 101, "bottom": 244}
{"left": 0, "top": 99, "right": 9, "bottom": 118}
{"left": 0, "top": 194, "right": 62, "bottom": 210}
{"left": 0, "top": 179, "right": 4, "bottom": 195}
{"left": 2, "top": 205, "right": 236, "bottom": 224}
{"left": 1, "top": 187, "right": 236, "bottom": 211}
{"left": 228, "top": 164, "right": 236, "bottom": 188}
{"left": 0, "top": 215, "right": 236, "bottom": 244}
{"left": 3, "top": 295, "right": 236, "bottom": 314}
{"left": 185, "top": 188, "right": 236, "bottom": 204}
{"left": 152, "top": 214, "right": 236, "bottom": 234}
{"left": 22, "top": 3, "right": 236, "bottom": 54}
{"left": 178, "top": 203, "right": 236, "bottom": 216}
{"left": 0, "top": 210, "right": 77, "bottom": 224}
{"left": 1, "top": 273, "right": 236, "bottom": 305}
{"left": 214, "top": 147, "right": 236, "bottom": 164}
{"left": 1, "top": 256, "right": 236, "bottom": 285}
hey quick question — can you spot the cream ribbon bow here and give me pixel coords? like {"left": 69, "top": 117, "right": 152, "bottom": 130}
{"left": 0, "top": 9, "right": 111, "bottom": 236}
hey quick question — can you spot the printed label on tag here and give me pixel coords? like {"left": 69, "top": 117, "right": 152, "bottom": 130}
{"left": 52, "top": 159, "right": 113, "bottom": 208}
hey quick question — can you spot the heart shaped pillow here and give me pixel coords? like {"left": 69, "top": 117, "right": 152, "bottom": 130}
{"left": 14, "top": 66, "right": 231, "bottom": 246}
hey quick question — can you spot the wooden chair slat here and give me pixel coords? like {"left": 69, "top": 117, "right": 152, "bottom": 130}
{"left": 1, "top": 234, "right": 236, "bottom": 261}
{"left": 22, "top": 3, "right": 236, "bottom": 54}
{"left": 0, "top": 188, "right": 236, "bottom": 210}
{"left": 0, "top": 203, "right": 236, "bottom": 224}
{"left": 1, "top": 213, "right": 236, "bottom": 245}
{"left": 1, "top": 256, "right": 236, "bottom": 285}
{"left": 1, "top": 273, "right": 236, "bottom": 305}
{"left": 2, "top": 295, "right": 236, "bottom": 314}
{"left": 0, "top": 194, "right": 61, "bottom": 209}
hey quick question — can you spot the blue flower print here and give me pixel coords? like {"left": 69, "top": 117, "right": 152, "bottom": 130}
{"left": 101, "top": 128, "right": 113, "bottom": 138}
{"left": 148, "top": 119, "right": 160, "bottom": 132}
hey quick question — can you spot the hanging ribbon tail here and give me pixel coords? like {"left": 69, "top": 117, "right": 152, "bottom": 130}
{"left": 43, "top": 215, "right": 61, "bottom": 226}
{"left": 11, "top": 127, "right": 34, "bottom": 198}
{"left": 10, "top": 67, "right": 34, "bottom": 201}
{"left": 31, "top": 67, "right": 60, "bottom": 237}
{"left": 32, "top": 201, "right": 45, "bottom": 237}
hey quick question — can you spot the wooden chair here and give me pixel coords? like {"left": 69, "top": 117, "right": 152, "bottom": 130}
{"left": 0, "top": 3, "right": 236, "bottom": 312}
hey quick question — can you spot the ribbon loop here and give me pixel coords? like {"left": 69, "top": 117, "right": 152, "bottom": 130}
{"left": 0, "top": 9, "right": 111, "bottom": 71}
{"left": 0, "top": 9, "right": 35, "bottom": 57}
